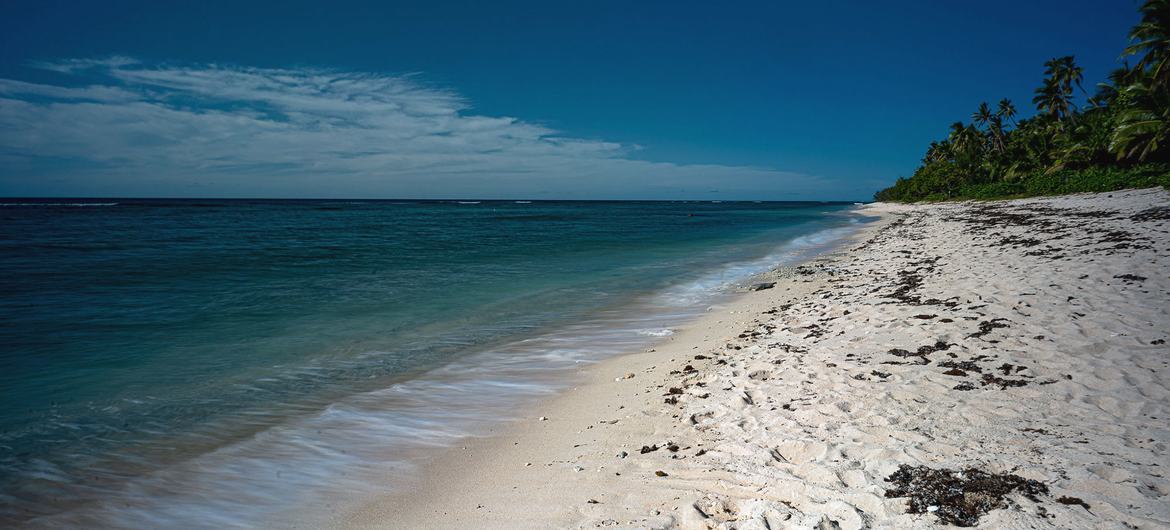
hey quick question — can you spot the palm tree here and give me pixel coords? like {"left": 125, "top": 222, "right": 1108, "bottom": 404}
{"left": 947, "top": 121, "right": 988, "bottom": 171}
{"left": 1033, "top": 78, "right": 1071, "bottom": 119}
{"left": 997, "top": 99, "right": 1017, "bottom": 126}
{"left": 1044, "top": 56, "right": 1085, "bottom": 96}
{"left": 971, "top": 102, "right": 1008, "bottom": 154}
{"left": 1125, "top": 0, "right": 1170, "bottom": 87}
{"left": 1034, "top": 56, "right": 1084, "bottom": 122}
{"left": 923, "top": 140, "right": 952, "bottom": 164}
{"left": 1110, "top": 79, "right": 1170, "bottom": 161}
{"left": 972, "top": 102, "right": 995, "bottom": 130}
{"left": 1091, "top": 65, "right": 1138, "bottom": 107}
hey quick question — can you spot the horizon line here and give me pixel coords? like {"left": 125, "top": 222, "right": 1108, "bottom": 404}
{"left": 0, "top": 196, "right": 869, "bottom": 203}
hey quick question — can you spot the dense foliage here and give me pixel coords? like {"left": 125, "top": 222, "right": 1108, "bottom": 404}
{"left": 875, "top": 0, "right": 1170, "bottom": 202}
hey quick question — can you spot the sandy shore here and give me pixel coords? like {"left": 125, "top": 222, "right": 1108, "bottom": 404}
{"left": 345, "top": 188, "right": 1170, "bottom": 529}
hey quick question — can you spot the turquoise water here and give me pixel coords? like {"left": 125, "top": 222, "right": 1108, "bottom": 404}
{"left": 0, "top": 199, "right": 866, "bottom": 526}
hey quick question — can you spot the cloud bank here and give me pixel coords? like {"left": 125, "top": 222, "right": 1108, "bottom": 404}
{"left": 0, "top": 58, "right": 830, "bottom": 199}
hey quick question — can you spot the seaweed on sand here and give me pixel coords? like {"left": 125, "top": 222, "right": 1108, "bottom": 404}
{"left": 884, "top": 464, "right": 1049, "bottom": 527}
{"left": 967, "top": 318, "right": 1009, "bottom": 339}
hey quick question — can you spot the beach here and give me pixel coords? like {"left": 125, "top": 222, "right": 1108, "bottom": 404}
{"left": 4, "top": 2, "right": 1168, "bottom": 527}
{"left": 0, "top": 200, "right": 870, "bottom": 527}
{"left": 349, "top": 188, "right": 1170, "bottom": 529}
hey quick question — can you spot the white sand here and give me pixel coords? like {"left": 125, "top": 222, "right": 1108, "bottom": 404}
{"left": 345, "top": 188, "right": 1170, "bottom": 529}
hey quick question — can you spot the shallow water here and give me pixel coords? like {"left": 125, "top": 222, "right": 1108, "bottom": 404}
{"left": 0, "top": 199, "right": 869, "bottom": 526}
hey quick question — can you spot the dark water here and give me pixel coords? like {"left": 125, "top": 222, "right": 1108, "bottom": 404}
{"left": 0, "top": 199, "right": 867, "bottom": 527}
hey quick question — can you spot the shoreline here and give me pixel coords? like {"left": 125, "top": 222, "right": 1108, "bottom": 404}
{"left": 342, "top": 211, "right": 897, "bottom": 528}
{"left": 11, "top": 205, "right": 873, "bottom": 529}
{"left": 344, "top": 188, "right": 1170, "bottom": 529}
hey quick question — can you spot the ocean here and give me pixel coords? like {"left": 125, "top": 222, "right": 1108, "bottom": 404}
{"left": 0, "top": 199, "right": 869, "bottom": 527}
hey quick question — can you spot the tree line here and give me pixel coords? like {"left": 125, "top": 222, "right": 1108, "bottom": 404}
{"left": 875, "top": 0, "right": 1170, "bottom": 202}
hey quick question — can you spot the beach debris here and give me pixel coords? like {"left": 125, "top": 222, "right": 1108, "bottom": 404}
{"left": 968, "top": 318, "right": 1010, "bottom": 339}
{"left": 916, "top": 340, "right": 953, "bottom": 355}
{"left": 750, "top": 282, "right": 776, "bottom": 291}
{"left": 615, "top": 372, "right": 636, "bottom": 381}
{"left": 884, "top": 340, "right": 952, "bottom": 366}
{"left": 616, "top": 451, "right": 628, "bottom": 459}
{"left": 587, "top": 499, "right": 600, "bottom": 504}
{"left": 998, "top": 363, "right": 1025, "bottom": 375}
{"left": 939, "top": 360, "right": 982, "bottom": 373}
{"left": 640, "top": 444, "right": 660, "bottom": 454}
{"left": 884, "top": 259, "right": 960, "bottom": 307}
{"left": 980, "top": 373, "right": 1029, "bottom": 389}
{"left": 1131, "top": 205, "right": 1170, "bottom": 221}
{"left": 574, "top": 466, "right": 584, "bottom": 472}
{"left": 1113, "top": 274, "right": 1147, "bottom": 283}
{"left": 538, "top": 416, "right": 549, "bottom": 421}
{"left": 884, "top": 464, "right": 1049, "bottom": 527}
{"left": 655, "top": 470, "right": 669, "bottom": 477}
{"left": 1057, "top": 496, "right": 1091, "bottom": 511}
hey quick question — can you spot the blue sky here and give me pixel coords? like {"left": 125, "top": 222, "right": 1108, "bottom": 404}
{"left": 0, "top": 0, "right": 1142, "bottom": 200}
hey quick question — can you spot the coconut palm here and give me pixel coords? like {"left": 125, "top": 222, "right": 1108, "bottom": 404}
{"left": 1091, "top": 65, "right": 1138, "bottom": 107}
{"left": 1033, "top": 56, "right": 1084, "bottom": 122}
{"left": 1044, "top": 56, "right": 1085, "bottom": 96}
{"left": 972, "top": 102, "right": 995, "bottom": 129}
{"left": 923, "top": 140, "right": 952, "bottom": 164}
{"left": 1125, "top": 0, "right": 1170, "bottom": 87}
{"left": 997, "top": 99, "right": 1017, "bottom": 126}
{"left": 971, "top": 102, "right": 1007, "bottom": 154}
{"left": 1033, "top": 78, "right": 1071, "bottom": 119}
{"left": 947, "top": 121, "right": 988, "bottom": 172}
{"left": 1110, "top": 80, "right": 1170, "bottom": 161}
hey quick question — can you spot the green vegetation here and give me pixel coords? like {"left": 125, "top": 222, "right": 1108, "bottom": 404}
{"left": 875, "top": 0, "right": 1170, "bottom": 202}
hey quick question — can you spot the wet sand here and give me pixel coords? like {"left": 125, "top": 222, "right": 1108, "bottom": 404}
{"left": 346, "top": 188, "right": 1170, "bottom": 529}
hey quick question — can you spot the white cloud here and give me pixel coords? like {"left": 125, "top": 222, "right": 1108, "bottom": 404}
{"left": 0, "top": 59, "right": 835, "bottom": 199}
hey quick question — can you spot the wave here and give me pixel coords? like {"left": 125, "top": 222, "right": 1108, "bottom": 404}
{"left": 22, "top": 300, "right": 697, "bottom": 528}
{"left": 652, "top": 224, "right": 858, "bottom": 307}
{"left": 14, "top": 214, "right": 872, "bottom": 528}
{"left": 636, "top": 328, "right": 675, "bottom": 337}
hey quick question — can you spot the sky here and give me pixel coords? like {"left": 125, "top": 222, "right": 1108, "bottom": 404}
{"left": 0, "top": 0, "right": 1143, "bottom": 200}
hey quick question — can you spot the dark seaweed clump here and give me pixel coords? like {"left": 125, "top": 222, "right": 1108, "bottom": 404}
{"left": 1132, "top": 205, "right": 1170, "bottom": 222}
{"left": 967, "top": 318, "right": 1010, "bottom": 339}
{"left": 885, "top": 464, "right": 1049, "bottom": 527}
